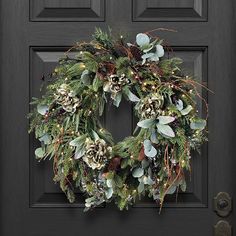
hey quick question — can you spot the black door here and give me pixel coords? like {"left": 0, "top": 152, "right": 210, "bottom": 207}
{"left": 0, "top": 0, "right": 235, "bottom": 235}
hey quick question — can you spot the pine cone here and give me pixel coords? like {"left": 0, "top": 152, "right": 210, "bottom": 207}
{"left": 138, "top": 94, "right": 164, "bottom": 119}
{"left": 83, "top": 139, "right": 112, "bottom": 170}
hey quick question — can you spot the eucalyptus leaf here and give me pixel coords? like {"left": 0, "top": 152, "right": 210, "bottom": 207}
{"left": 136, "top": 33, "right": 150, "bottom": 46}
{"left": 39, "top": 133, "right": 51, "bottom": 145}
{"left": 157, "top": 124, "right": 175, "bottom": 138}
{"left": 105, "top": 188, "right": 113, "bottom": 199}
{"left": 143, "top": 139, "right": 157, "bottom": 158}
{"left": 176, "top": 99, "right": 184, "bottom": 111}
{"left": 132, "top": 167, "right": 144, "bottom": 178}
{"left": 35, "top": 147, "right": 45, "bottom": 158}
{"left": 124, "top": 88, "right": 140, "bottom": 102}
{"left": 166, "top": 185, "right": 177, "bottom": 195}
{"left": 37, "top": 104, "right": 48, "bottom": 115}
{"left": 137, "top": 118, "right": 156, "bottom": 128}
{"left": 81, "top": 69, "right": 91, "bottom": 85}
{"left": 113, "top": 93, "right": 122, "bottom": 107}
{"left": 181, "top": 105, "right": 193, "bottom": 115}
{"left": 190, "top": 119, "right": 206, "bottom": 130}
{"left": 138, "top": 182, "right": 144, "bottom": 193}
{"left": 155, "top": 45, "right": 164, "bottom": 57}
{"left": 150, "top": 131, "right": 158, "bottom": 144}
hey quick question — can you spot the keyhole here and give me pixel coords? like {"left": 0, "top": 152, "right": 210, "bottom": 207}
{"left": 217, "top": 199, "right": 229, "bottom": 209}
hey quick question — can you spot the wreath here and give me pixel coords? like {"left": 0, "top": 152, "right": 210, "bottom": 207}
{"left": 29, "top": 28, "right": 208, "bottom": 211}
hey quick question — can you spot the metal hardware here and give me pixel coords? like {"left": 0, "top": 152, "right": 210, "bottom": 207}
{"left": 214, "top": 220, "right": 231, "bottom": 236}
{"left": 214, "top": 192, "right": 232, "bottom": 217}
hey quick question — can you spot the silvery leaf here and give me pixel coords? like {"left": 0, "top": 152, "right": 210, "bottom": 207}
{"left": 124, "top": 88, "right": 140, "bottom": 102}
{"left": 144, "top": 139, "right": 157, "bottom": 158}
{"left": 176, "top": 99, "right": 184, "bottom": 111}
{"left": 105, "top": 188, "right": 113, "bottom": 199}
{"left": 137, "top": 118, "right": 156, "bottom": 128}
{"left": 106, "top": 179, "right": 113, "bottom": 188}
{"left": 138, "top": 182, "right": 144, "bottom": 193}
{"left": 150, "top": 54, "right": 160, "bottom": 62}
{"left": 155, "top": 45, "right": 164, "bottom": 57}
{"left": 136, "top": 33, "right": 150, "bottom": 46}
{"left": 103, "top": 82, "right": 110, "bottom": 92}
{"left": 92, "top": 130, "right": 100, "bottom": 141}
{"left": 132, "top": 167, "right": 144, "bottom": 178}
{"left": 190, "top": 119, "right": 206, "bottom": 130}
{"left": 113, "top": 93, "right": 122, "bottom": 107}
{"left": 158, "top": 116, "right": 175, "bottom": 125}
{"left": 157, "top": 124, "right": 175, "bottom": 138}
{"left": 37, "top": 104, "right": 48, "bottom": 115}
{"left": 141, "top": 53, "right": 155, "bottom": 60}
{"left": 150, "top": 130, "right": 159, "bottom": 144}
{"left": 74, "top": 148, "right": 85, "bottom": 159}
{"left": 69, "top": 134, "right": 87, "bottom": 147}
{"left": 181, "top": 105, "right": 193, "bottom": 115}
{"left": 143, "top": 176, "right": 155, "bottom": 185}
{"left": 35, "top": 147, "right": 45, "bottom": 158}
{"left": 166, "top": 185, "right": 177, "bottom": 195}
{"left": 39, "top": 133, "right": 51, "bottom": 145}
{"left": 81, "top": 69, "right": 91, "bottom": 85}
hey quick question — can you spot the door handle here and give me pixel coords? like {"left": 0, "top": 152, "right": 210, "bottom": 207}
{"left": 214, "top": 192, "right": 232, "bottom": 217}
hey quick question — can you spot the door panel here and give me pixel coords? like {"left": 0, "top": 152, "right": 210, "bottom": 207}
{"left": 1, "top": 0, "right": 235, "bottom": 235}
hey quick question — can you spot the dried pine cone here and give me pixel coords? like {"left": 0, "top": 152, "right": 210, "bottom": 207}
{"left": 107, "top": 74, "right": 131, "bottom": 93}
{"left": 138, "top": 93, "right": 164, "bottom": 119}
{"left": 83, "top": 139, "right": 112, "bottom": 170}
{"left": 55, "top": 84, "right": 81, "bottom": 113}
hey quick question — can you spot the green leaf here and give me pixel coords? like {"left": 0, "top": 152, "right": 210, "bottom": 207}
{"left": 190, "top": 119, "right": 206, "bottom": 130}
{"left": 132, "top": 167, "right": 144, "bottom": 178}
{"left": 166, "top": 185, "right": 177, "bottom": 195}
{"left": 123, "top": 88, "right": 140, "bottom": 102}
{"left": 137, "top": 118, "right": 156, "bottom": 128}
{"left": 157, "top": 124, "right": 175, "bottom": 138}
{"left": 138, "top": 182, "right": 144, "bottom": 193}
{"left": 158, "top": 116, "right": 175, "bottom": 125}
{"left": 74, "top": 148, "right": 85, "bottom": 159}
{"left": 113, "top": 93, "right": 122, "bottom": 107}
{"left": 69, "top": 134, "right": 87, "bottom": 147}
{"left": 105, "top": 188, "right": 113, "bottom": 199}
{"left": 176, "top": 99, "right": 183, "bottom": 111}
{"left": 81, "top": 70, "right": 92, "bottom": 85}
{"left": 180, "top": 105, "right": 193, "bottom": 115}
{"left": 35, "top": 147, "right": 45, "bottom": 158}
{"left": 143, "top": 139, "right": 157, "bottom": 158}
{"left": 37, "top": 104, "right": 48, "bottom": 115}
{"left": 39, "top": 133, "right": 51, "bottom": 145}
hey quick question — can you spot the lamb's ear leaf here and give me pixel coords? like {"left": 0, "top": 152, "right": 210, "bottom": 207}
{"left": 39, "top": 133, "right": 51, "bottom": 145}
{"left": 181, "top": 105, "right": 193, "bottom": 115}
{"left": 143, "top": 139, "right": 157, "bottom": 158}
{"left": 166, "top": 185, "right": 177, "bottom": 195}
{"left": 158, "top": 116, "right": 175, "bottom": 125}
{"left": 155, "top": 45, "right": 164, "bottom": 58}
{"left": 92, "top": 130, "right": 100, "bottom": 141}
{"left": 157, "top": 124, "right": 175, "bottom": 138}
{"left": 137, "top": 119, "right": 156, "bottom": 128}
{"left": 190, "top": 119, "right": 206, "bottom": 130}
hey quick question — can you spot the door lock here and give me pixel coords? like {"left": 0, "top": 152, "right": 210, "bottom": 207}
{"left": 214, "top": 192, "right": 232, "bottom": 217}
